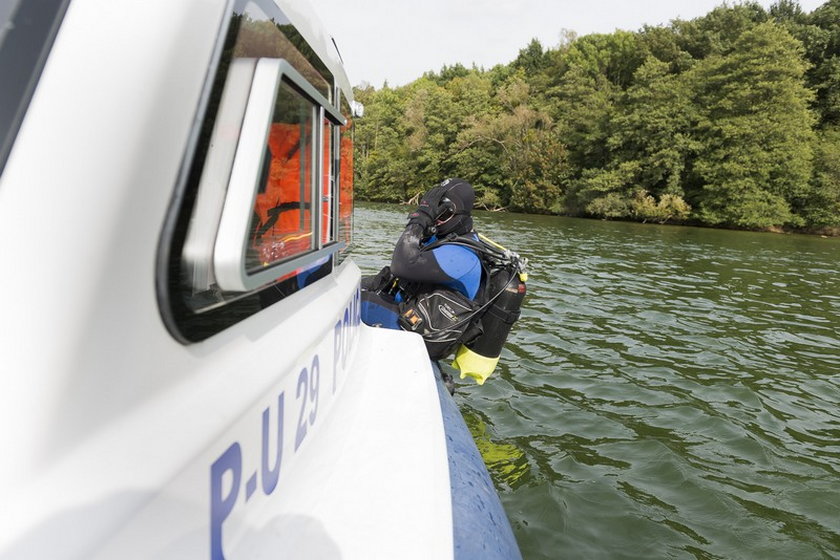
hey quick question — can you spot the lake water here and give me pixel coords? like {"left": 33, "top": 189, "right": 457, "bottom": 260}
{"left": 352, "top": 202, "right": 840, "bottom": 560}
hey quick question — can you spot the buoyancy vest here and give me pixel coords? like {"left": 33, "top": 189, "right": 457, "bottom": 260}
{"left": 401, "top": 233, "right": 528, "bottom": 376}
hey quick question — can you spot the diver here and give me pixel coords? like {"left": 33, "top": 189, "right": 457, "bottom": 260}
{"left": 393, "top": 178, "right": 482, "bottom": 297}
{"left": 361, "top": 178, "right": 527, "bottom": 386}
{"left": 361, "top": 178, "right": 480, "bottom": 330}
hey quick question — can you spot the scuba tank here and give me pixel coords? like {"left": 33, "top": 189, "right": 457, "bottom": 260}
{"left": 452, "top": 265, "right": 526, "bottom": 384}
{"left": 411, "top": 232, "right": 528, "bottom": 384}
{"left": 439, "top": 233, "right": 527, "bottom": 385}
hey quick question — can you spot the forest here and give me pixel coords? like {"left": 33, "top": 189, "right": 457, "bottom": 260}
{"left": 352, "top": 1, "right": 840, "bottom": 233}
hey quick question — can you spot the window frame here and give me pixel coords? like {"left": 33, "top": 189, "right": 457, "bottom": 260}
{"left": 213, "top": 58, "right": 345, "bottom": 292}
{"left": 156, "top": 0, "right": 351, "bottom": 343}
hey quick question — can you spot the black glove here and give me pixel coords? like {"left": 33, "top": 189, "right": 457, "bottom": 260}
{"left": 407, "top": 204, "right": 435, "bottom": 233}
{"left": 361, "top": 265, "right": 397, "bottom": 295}
{"left": 407, "top": 184, "right": 449, "bottom": 234}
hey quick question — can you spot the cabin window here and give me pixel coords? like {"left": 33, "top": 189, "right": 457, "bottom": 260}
{"left": 246, "top": 79, "right": 316, "bottom": 274}
{"left": 321, "top": 117, "right": 334, "bottom": 246}
{"left": 158, "top": 0, "right": 352, "bottom": 342}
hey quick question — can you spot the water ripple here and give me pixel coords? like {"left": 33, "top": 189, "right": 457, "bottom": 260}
{"left": 354, "top": 205, "right": 840, "bottom": 559}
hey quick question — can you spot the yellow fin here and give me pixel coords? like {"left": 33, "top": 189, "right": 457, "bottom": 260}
{"left": 451, "top": 345, "right": 499, "bottom": 385}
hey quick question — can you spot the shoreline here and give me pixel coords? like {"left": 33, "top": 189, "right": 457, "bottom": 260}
{"left": 356, "top": 199, "right": 840, "bottom": 238}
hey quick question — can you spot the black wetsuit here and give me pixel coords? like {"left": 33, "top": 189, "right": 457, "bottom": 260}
{"left": 391, "top": 224, "right": 482, "bottom": 298}
{"left": 361, "top": 223, "right": 482, "bottom": 329}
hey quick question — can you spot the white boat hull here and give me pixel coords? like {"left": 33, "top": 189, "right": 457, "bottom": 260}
{"left": 0, "top": 0, "right": 520, "bottom": 557}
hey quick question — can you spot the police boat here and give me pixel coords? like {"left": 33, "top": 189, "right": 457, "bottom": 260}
{"left": 0, "top": 1, "right": 521, "bottom": 558}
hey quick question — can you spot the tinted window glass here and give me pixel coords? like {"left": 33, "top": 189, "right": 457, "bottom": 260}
{"left": 0, "top": 0, "right": 71, "bottom": 176}
{"left": 248, "top": 81, "right": 315, "bottom": 273}
{"left": 338, "top": 97, "right": 354, "bottom": 257}
{"left": 237, "top": 3, "right": 331, "bottom": 101}
{"left": 322, "top": 118, "right": 334, "bottom": 245}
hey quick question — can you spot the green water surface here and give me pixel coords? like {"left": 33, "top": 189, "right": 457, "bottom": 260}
{"left": 353, "top": 203, "right": 840, "bottom": 560}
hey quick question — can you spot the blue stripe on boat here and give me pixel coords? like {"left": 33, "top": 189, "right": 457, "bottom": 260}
{"left": 432, "top": 362, "right": 522, "bottom": 560}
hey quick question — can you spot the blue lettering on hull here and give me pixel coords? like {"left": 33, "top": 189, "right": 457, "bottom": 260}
{"left": 209, "top": 287, "right": 360, "bottom": 559}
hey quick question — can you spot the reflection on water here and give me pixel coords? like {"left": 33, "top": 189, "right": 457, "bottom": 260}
{"left": 462, "top": 410, "right": 530, "bottom": 488}
{"left": 353, "top": 203, "right": 840, "bottom": 560}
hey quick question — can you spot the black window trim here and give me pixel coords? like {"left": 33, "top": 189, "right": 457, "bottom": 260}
{"left": 156, "top": 0, "right": 348, "bottom": 344}
{"left": 156, "top": 0, "right": 238, "bottom": 344}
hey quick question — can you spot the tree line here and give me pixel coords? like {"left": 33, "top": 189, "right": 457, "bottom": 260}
{"left": 352, "top": 1, "right": 840, "bottom": 232}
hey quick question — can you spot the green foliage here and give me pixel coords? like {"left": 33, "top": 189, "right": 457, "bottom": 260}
{"left": 638, "top": 26, "right": 695, "bottom": 72}
{"left": 455, "top": 78, "right": 567, "bottom": 212}
{"left": 587, "top": 189, "right": 691, "bottom": 223}
{"left": 586, "top": 193, "right": 631, "bottom": 219}
{"left": 672, "top": 2, "right": 769, "bottom": 59}
{"left": 352, "top": 1, "right": 840, "bottom": 233}
{"left": 608, "top": 58, "right": 698, "bottom": 196}
{"left": 800, "top": 126, "right": 840, "bottom": 227}
{"left": 512, "top": 39, "right": 549, "bottom": 76}
{"left": 630, "top": 191, "right": 692, "bottom": 223}
{"left": 562, "top": 31, "right": 647, "bottom": 88}
{"left": 805, "top": 0, "right": 840, "bottom": 126}
{"left": 689, "top": 22, "right": 815, "bottom": 228}
{"left": 548, "top": 66, "right": 618, "bottom": 174}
